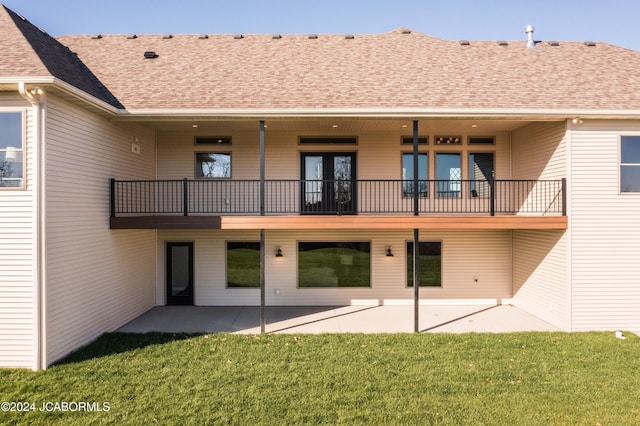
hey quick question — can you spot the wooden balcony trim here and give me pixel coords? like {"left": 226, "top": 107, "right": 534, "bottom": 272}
{"left": 110, "top": 216, "right": 221, "bottom": 229}
{"left": 220, "top": 215, "right": 568, "bottom": 230}
{"left": 109, "top": 214, "right": 566, "bottom": 230}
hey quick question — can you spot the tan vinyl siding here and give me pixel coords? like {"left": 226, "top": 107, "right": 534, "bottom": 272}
{"left": 157, "top": 229, "right": 512, "bottom": 306}
{"left": 512, "top": 122, "right": 567, "bottom": 215}
{"left": 510, "top": 122, "right": 569, "bottom": 330}
{"left": 512, "top": 230, "right": 568, "bottom": 329}
{"left": 44, "top": 96, "right": 157, "bottom": 365}
{"left": 157, "top": 129, "right": 511, "bottom": 214}
{"left": 0, "top": 98, "right": 36, "bottom": 368}
{"left": 570, "top": 121, "right": 640, "bottom": 333}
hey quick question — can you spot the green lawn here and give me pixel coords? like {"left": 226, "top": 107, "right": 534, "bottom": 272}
{"left": 1, "top": 332, "right": 639, "bottom": 425}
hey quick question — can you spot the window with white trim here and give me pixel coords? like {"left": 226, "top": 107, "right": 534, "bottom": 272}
{"left": 0, "top": 112, "right": 24, "bottom": 188}
{"left": 621, "top": 136, "right": 640, "bottom": 192}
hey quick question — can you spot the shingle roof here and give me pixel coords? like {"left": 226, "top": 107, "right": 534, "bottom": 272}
{"left": 3, "top": 1, "right": 640, "bottom": 114}
{"left": 56, "top": 29, "right": 640, "bottom": 112}
{"left": 0, "top": 5, "right": 123, "bottom": 108}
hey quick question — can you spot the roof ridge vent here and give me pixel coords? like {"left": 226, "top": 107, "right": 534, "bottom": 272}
{"left": 497, "top": 40, "right": 508, "bottom": 46}
{"left": 548, "top": 41, "right": 560, "bottom": 46}
{"left": 272, "top": 34, "right": 282, "bottom": 39}
{"left": 525, "top": 25, "right": 536, "bottom": 48}
{"left": 234, "top": 34, "right": 244, "bottom": 39}
{"left": 91, "top": 34, "right": 103, "bottom": 40}
{"left": 143, "top": 51, "right": 159, "bottom": 59}
{"left": 163, "top": 34, "right": 173, "bottom": 39}
{"left": 401, "top": 29, "right": 412, "bottom": 34}
{"left": 308, "top": 34, "right": 318, "bottom": 39}
{"left": 199, "top": 34, "right": 209, "bottom": 39}
{"left": 127, "top": 34, "right": 137, "bottom": 39}
{"left": 459, "top": 40, "right": 470, "bottom": 46}
{"left": 584, "top": 41, "right": 596, "bottom": 47}
{"left": 345, "top": 34, "right": 355, "bottom": 39}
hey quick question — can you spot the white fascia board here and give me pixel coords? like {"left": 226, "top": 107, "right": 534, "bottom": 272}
{"left": 0, "top": 78, "right": 121, "bottom": 116}
{"left": 115, "top": 107, "right": 640, "bottom": 121}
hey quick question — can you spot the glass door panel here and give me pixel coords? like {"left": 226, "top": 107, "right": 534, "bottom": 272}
{"left": 303, "top": 155, "right": 324, "bottom": 211}
{"left": 166, "top": 242, "right": 193, "bottom": 305}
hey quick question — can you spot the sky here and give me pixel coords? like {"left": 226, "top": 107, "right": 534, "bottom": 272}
{"left": 2, "top": 0, "right": 639, "bottom": 51}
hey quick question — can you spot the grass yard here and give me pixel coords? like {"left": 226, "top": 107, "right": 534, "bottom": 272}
{"left": 1, "top": 332, "right": 639, "bottom": 425}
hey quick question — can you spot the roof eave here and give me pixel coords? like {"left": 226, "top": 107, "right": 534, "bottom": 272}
{"left": 113, "top": 107, "right": 640, "bottom": 121}
{"left": 0, "top": 77, "right": 120, "bottom": 116}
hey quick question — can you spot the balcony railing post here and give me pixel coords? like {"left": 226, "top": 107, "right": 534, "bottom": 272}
{"left": 110, "top": 178, "right": 116, "bottom": 217}
{"left": 490, "top": 179, "right": 495, "bottom": 216}
{"left": 561, "top": 178, "right": 567, "bottom": 216}
{"left": 183, "top": 178, "right": 189, "bottom": 216}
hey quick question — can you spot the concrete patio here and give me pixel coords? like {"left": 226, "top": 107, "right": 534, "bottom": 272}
{"left": 117, "top": 304, "right": 562, "bottom": 334}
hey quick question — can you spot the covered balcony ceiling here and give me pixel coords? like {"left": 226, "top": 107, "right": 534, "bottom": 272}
{"left": 139, "top": 118, "right": 547, "bottom": 134}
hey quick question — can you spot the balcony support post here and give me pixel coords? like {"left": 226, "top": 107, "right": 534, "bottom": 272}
{"left": 183, "top": 178, "right": 188, "bottom": 216}
{"left": 259, "top": 120, "right": 266, "bottom": 334}
{"left": 490, "top": 179, "right": 495, "bottom": 216}
{"left": 412, "top": 120, "right": 420, "bottom": 332}
{"left": 562, "top": 178, "right": 567, "bottom": 216}
{"left": 110, "top": 178, "right": 115, "bottom": 218}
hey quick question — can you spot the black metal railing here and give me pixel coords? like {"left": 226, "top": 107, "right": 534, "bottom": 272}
{"left": 111, "top": 178, "right": 566, "bottom": 217}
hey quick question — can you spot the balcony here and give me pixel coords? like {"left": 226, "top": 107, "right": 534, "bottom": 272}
{"left": 110, "top": 178, "right": 567, "bottom": 230}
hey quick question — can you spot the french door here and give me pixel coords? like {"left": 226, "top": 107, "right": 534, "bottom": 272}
{"left": 301, "top": 152, "right": 356, "bottom": 214}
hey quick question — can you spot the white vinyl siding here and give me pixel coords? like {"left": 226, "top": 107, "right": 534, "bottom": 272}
{"left": 570, "top": 121, "right": 640, "bottom": 333}
{"left": 0, "top": 99, "right": 36, "bottom": 368}
{"left": 44, "top": 96, "right": 157, "bottom": 365}
{"left": 157, "top": 229, "right": 512, "bottom": 306}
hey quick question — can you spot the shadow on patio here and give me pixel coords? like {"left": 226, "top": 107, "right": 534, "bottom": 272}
{"left": 117, "top": 304, "right": 562, "bottom": 334}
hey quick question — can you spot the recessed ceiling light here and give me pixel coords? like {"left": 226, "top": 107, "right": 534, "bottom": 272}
{"left": 192, "top": 124, "right": 199, "bottom": 128}
{"left": 402, "top": 124, "right": 408, "bottom": 128}
{"left": 471, "top": 124, "right": 478, "bottom": 128}
{"left": 332, "top": 124, "right": 338, "bottom": 128}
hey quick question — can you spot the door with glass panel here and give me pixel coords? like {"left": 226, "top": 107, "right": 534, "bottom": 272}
{"left": 469, "top": 152, "right": 494, "bottom": 197}
{"left": 166, "top": 242, "right": 194, "bottom": 305}
{"left": 301, "top": 153, "right": 356, "bottom": 214}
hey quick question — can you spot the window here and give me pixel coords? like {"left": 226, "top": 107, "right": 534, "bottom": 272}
{"left": 401, "top": 136, "right": 429, "bottom": 145}
{"left": 195, "top": 152, "right": 231, "bottom": 178}
{"left": 406, "top": 241, "right": 442, "bottom": 287}
{"left": 227, "top": 242, "right": 260, "bottom": 288}
{"left": 195, "top": 136, "right": 231, "bottom": 145}
{"left": 0, "top": 112, "right": 24, "bottom": 188}
{"left": 621, "top": 136, "right": 640, "bottom": 192}
{"left": 298, "top": 242, "right": 370, "bottom": 287}
{"left": 435, "top": 136, "right": 462, "bottom": 145}
{"left": 435, "top": 153, "right": 461, "bottom": 198}
{"left": 402, "top": 153, "right": 428, "bottom": 197}
{"left": 299, "top": 137, "right": 357, "bottom": 144}
{"left": 468, "top": 137, "right": 495, "bottom": 145}
{"left": 469, "top": 152, "right": 494, "bottom": 197}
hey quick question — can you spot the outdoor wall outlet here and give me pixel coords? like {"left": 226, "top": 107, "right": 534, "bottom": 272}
{"left": 274, "top": 289, "right": 280, "bottom": 295}
{"left": 131, "top": 142, "right": 141, "bottom": 154}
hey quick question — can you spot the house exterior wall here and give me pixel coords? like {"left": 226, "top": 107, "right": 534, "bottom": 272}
{"left": 157, "top": 128, "right": 512, "bottom": 181}
{"left": 511, "top": 122, "right": 569, "bottom": 330}
{"left": 570, "top": 120, "right": 640, "bottom": 333}
{"left": 156, "top": 228, "right": 513, "bottom": 306}
{"left": 155, "top": 127, "right": 515, "bottom": 306}
{"left": 0, "top": 95, "right": 36, "bottom": 368}
{"left": 43, "top": 96, "right": 157, "bottom": 365}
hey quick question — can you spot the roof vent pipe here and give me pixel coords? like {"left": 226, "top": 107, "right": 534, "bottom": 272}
{"left": 525, "top": 25, "right": 536, "bottom": 48}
